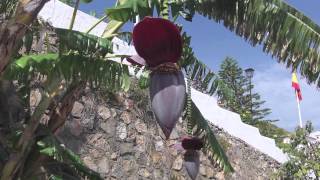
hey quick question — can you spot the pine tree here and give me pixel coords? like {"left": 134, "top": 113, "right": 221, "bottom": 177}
{"left": 218, "top": 57, "right": 271, "bottom": 125}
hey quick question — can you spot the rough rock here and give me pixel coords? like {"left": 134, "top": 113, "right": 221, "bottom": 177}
{"left": 116, "top": 122, "right": 127, "bottom": 140}
{"left": 138, "top": 168, "right": 151, "bottom": 178}
{"left": 172, "top": 156, "right": 183, "bottom": 171}
{"left": 56, "top": 89, "right": 281, "bottom": 180}
{"left": 30, "top": 89, "right": 41, "bottom": 109}
{"left": 97, "top": 157, "right": 109, "bottom": 174}
{"left": 135, "top": 120, "right": 147, "bottom": 133}
{"left": 120, "top": 111, "right": 132, "bottom": 124}
{"left": 71, "top": 101, "right": 84, "bottom": 118}
{"left": 97, "top": 105, "right": 111, "bottom": 120}
{"left": 155, "top": 138, "right": 164, "bottom": 152}
{"left": 120, "top": 143, "right": 134, "bottom": 156}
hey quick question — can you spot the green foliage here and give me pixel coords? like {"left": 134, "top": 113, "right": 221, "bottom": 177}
{"left": 56, "top": 28, "right": 112, "bottom": 56}
{"left": 138, "top": 71, "right": 150, "bottom": 89}
{"left": 0, "top": 0, "right": 18, "bottom": 19}
{"left": 3, "top": 0, "right": 320, "bottom": 179}
{"left": 216, "top": 135, "right": 231, "bottom": 152}
{"left": 277, "top": 122, "right": 320, "bottom": 179}
{"left": 4, "top": 53, "right": 131, "bottom": 92}
{"left": 217, "top": 58, "right": 291, "bottom": 148}
{"left": 103, "top": 0, "right": 320, "bottom": 88}
{"left": 171, "top": 0, "right": 320, "bottom": 88}
{"left": 37, "top": 133, "right": 103, "bottom": 180}
{"left": 4, "top": 28, "right": 132, "bottom": 95}
{"left": 186, "top": 100, "right": 233, "bottom": 173}
{"left": 218, "top": 57, "right": 272, "bottom": 124}
{"left": 59, "top": 0, "right": 75, "bottom": 6}
{"left": 179, "top": 32, "right": 235, "bottom": 172}
{"left": 254, "top": 121, "right": 289, "bottom": 146}
{"left": 106, "top": 0, "right": 155, "bottom": 22}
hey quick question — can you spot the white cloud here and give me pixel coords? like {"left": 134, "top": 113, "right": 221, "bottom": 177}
{"left": 252, "top": 64, "right": 320, "bottom": 131}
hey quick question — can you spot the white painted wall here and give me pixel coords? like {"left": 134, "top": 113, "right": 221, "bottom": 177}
{"left": 38, "top": 0, "right": 288, "bottom": 163}
{"left": 191, "top": 89, "right": 288, "bottom": 163}
{"left": 38, "top": 0, "right": 136, "bottom": 57}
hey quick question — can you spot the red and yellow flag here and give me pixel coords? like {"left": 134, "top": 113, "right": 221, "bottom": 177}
{"left": 292, "top": 73, "right": 302, "bottom": 101}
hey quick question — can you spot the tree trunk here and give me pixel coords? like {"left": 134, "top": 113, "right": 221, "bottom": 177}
{"left": 22, "top": 82, "right": 85, "bottom": 178}
{"left": 48, "top": 82, "right": 86, "bottom": 133}
{"left": 0, "top": 0, "right": 49, "bottom": 73}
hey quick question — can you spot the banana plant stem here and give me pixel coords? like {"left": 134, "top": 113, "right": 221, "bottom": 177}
{"left": 69, "top": 0, "right": 80, "bottom": 30}
{"left": 86, "top": 15, "right": 108, "bottom": 34}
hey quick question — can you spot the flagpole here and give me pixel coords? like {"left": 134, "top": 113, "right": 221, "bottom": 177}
{"left": 295, "top": 90, "right": 303, "bottom": 128}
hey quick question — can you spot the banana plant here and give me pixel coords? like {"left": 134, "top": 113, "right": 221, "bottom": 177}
{"left": 68, "top": 0, "right": 94, "bottom": 30}
{"left": 103, "top": 0, "right": 234, "bottom": 175}
{"left": 104, "top": 0, "right": 320, "bottom": 88}
{"left": 1, "top": 25, "right": 131, "bottom": 179}
{"left": 171, "top": 0, "right": 320, "bottom": 88}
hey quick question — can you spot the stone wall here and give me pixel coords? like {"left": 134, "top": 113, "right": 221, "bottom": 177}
{"left": 55, "top": 85, "right": 280, "bottom": 180}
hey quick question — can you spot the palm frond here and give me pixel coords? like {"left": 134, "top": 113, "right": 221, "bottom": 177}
{"left": 185, "top": 100, "right": 233, "bottom": 173}
{"left": 102, "top": 19, "right": 125, "bottom": 38}
{"left": 4, "top": 53, "right": 131, "bottom": 92}
{"left": 56, "top": 28, "right": 112, "bottom": 57}
{"left": 105, "top": 0, "right": 153, "bottom": 22}
{"left": 0, "top": 0, "right": 18, "bottom": 19}
{"left": 37, "top": 134, "right": 103, "bottom": 180}
{"left": 105, "top": 0, "right": 171, "bottom": 23}
{"left": 180, "top": 32, "right": 234, "bottom": 172}
{"left": 173, "top": 0, "right": 320, "bottom": 88}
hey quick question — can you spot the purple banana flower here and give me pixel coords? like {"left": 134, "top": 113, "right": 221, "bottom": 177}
{"left": 171, "top": 137, "right": 204, "bottom": 179}
{"left": 131, "top": 17, "right": 185, "bottom": 139}
{"left": 150, "top": 70, "right": 186, "bottom": 139}
{"left": 184, "top": 150, "right": 200, "bottom": 180}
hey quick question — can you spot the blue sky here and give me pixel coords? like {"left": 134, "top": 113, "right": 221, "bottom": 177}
{"left": 80, "top": 0, "right": 320, "bottom": 131}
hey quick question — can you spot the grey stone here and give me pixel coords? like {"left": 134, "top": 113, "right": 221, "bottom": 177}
{"left": 110, "top": 108, "right": 117, "bottom": 118}
{"left": 153, "top": 169, "right": 163, "bottom": 179}
{"left": 50, "top": 88, "right": 281, "bottom": 180}
{"left": 30, "top": 89, "right": 41, "bottom": 108}
{"left": 135, "top": 120, "right": 147, "bottom": 133}
{"left": 155, "top": 139, "right": 164, "bottom": 152}
{"left": 199, "top": 165, "right": 206, "bottom": 176}
{"left": 71, "top": 101, "right": 84, "bottom": 118}
{"left": 97, "top": 105, "right": 111, "bottom": 120}
{"left": 82, "top": 118, "right": 94, "bottom": 129}
{"left": 69, "top": 119, "right": 82, "bottom": 136}
{"left": 169, "top": 128, "right": 179, "bottom": 140}
{"left": 135, "top": 135, "right": 146, "bottom": 152}
{"left": 123, "top": 159, "right": 136, "bottom": 173}
{"left": 97, "top": 157, "right": 109, "bottom": 174}
{"left": 120, "top": 143, "right": 134, "bottom": 156}
{"left": 100, "top": 120, "right": 116, "bottom": 136}
{"left": 120, "top": 111, "right": 133, "bottom": 124}
{"left": 138, "top": 168, "right": 151, "bottom": 178}
{"left": 110, "top": 152, "right": 117, "bottom": 160}
{"left": 172, "top": 156, "right": 183, "bottom": 171}
{"left": 116, "top": 122, "right": 127, "bottom": 140}
{"left": 206, "top": 166, "right": 215, "bottom": 178}
{"left": 83, "top": 156, "right": 97, "bottom": 172}
{"left": 124, "top": 99, "right": 134, "bottom": 110}
{"left": 111, "top": 163, "right": 123, "bottom": 178}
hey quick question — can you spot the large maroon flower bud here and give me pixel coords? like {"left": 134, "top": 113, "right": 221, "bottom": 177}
{"left": 132, "top": 17, "right": 185, "bottom": 139}
{"left": 132, "top": 17, "right": 182, "bottom": 67}
{"left": 182, "top": 136, "right": 204, "bottom": 150}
